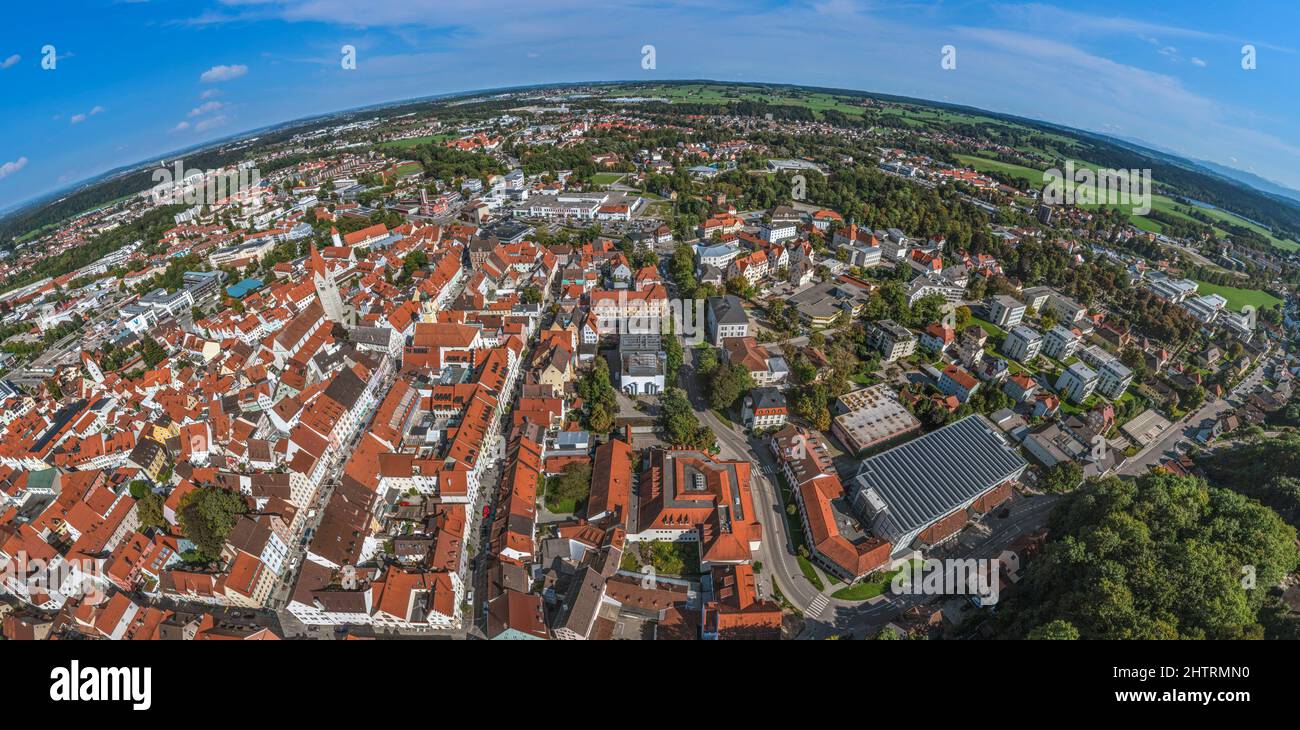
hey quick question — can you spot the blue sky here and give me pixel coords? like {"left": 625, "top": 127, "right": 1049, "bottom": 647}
{"left": 1, "top": 0, "right": 1298, "bottom": 212}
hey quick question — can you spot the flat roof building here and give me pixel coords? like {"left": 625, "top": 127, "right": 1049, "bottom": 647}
{"left": 831, "top": 384, "right": 922, "bottom": 455}
{"left": 850, "top": 414, "right": 1027, "bottom": 557}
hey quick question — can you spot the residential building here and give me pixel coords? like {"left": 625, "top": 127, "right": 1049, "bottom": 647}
{"left": 705, "top": 295, "right": 750, "bottom": 346}
{"left": 741, "top": 388, "right": 788, "bottom": 430}
{"left": 1056, "top": 362, "right": 1098, "bottom": 403}
{"left": 987, "top": 295, "right": 1025, "bottom": 329}
{"left": 868, "top": 320, "right": 916, "bottom": 362}
{"left": 1001, "top": 325, "right": 1043, "bottom": 363}
{"left": 1042, "top": 324, "right": 1080, "bottom": 361}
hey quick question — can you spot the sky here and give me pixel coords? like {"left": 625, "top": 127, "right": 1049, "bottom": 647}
{"left": 1, "top": 0, "right": 1298, "bottom": 212}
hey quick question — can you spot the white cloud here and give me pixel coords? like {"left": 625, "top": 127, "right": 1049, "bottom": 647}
{"left": 0, "top": 156, "right": 28, "bottom": 180}
{"left": 200, "top": 88, "right": 222, "bottom": 99}
{"left": 0, "top": 54, "right": 19, "bottom": 69}
{"left": 199, "top": 64, "right": 248, "bottom": 82}
{"left": 1191, "top": 57, "right": 1207, "bottom": 67}
{"left": 189, "top": 100, "right": 225, "bottom": 116}
{"left": 194, "top": 114, "right": 229, "bottom": 132}
{"left": 171, "top": 121, "right": 191, "bottom": 132}
{"left": 69, "top": 105, "right": 106, "bottom": 124}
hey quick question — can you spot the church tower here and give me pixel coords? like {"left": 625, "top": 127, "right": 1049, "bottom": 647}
{"left": 309, "top": 242, "right": 353, "bottom": 326}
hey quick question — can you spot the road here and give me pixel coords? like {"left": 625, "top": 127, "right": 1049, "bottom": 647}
{"left": 681, "top": 345, "right": 1070, "bottom": 639}
{"left": 680, "top": 347, "right": 820, "bottom": 613}
{"left": 1119, "top": 351, "right": 1273, "bottom": 476}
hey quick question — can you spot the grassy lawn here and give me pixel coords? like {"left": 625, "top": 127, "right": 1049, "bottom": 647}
{"left": 1190, "top": 280, "right": 1283, "bottom": 312}
{"left": 983, "top": 346, "right": 1030, "bottom": 375}
{"left": 621, "top": 541, "right": 702, "bottom": 577}
{"left": 953, "top": 154, "right": 1044, "bottom": 187}
{"left": 970, "top": 316, "right": 1006, "bottom": 340}
{"left": 797, "top": 556, "right": 824, "bottom": 591}
{"left": 591, "top": 172, "right": 624, "bottom": 185}
{"left": 771, "top": 472, "right": 808, "bottom": 550}
{"left": 831, "top": 559, "right": 923, "bottom": 601}
{"left": 952, "top": 153, "right": 1300, "bottom": 251}
{"left": 541, "top": 470, "right": 590, "bottom": 515}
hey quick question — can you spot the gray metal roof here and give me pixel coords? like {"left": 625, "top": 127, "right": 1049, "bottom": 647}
{"left": 852, "top": 414, "right": 1026, "bottom": 534}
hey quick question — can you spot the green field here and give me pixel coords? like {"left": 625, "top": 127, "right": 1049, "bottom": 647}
{"left": 616, "top": 83, "right": 1064, "bottom": 138}
{"left": 591, "top": 172, "right": 624, "bottom": 185}
{"left": 392, "top": 161, "right": 423, "bottom": 177}
{"left": 953, "top": 153, "right": 1300, "bottom": 251}
{"left": 1191, "top": 280, "right": 1284, "bottom": 311}
{"left": 830, "top": 559, "right": 924, "bottom": 601}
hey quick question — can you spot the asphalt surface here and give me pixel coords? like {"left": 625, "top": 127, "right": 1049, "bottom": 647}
{"left": 1119, "top": 351, "right": 1274, "bottom": 476}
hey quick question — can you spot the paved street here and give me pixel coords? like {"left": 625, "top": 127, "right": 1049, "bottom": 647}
{"left": 1120, "top": 351, "right": 1274, "bottom": 476}
{"left": 680, "top": 344, "right": 1078, "bottom": 639}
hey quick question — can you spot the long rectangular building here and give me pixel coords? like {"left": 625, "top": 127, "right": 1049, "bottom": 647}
{"left": 850, "top": 414, "right": 1027, "bottom": 557}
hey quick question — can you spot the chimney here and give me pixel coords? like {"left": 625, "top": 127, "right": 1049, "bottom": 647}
{"left": 623, "top": 424, "right": 633, "bottom": 447}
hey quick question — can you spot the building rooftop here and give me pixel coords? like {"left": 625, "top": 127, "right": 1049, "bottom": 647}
{"left": 833, "top": 384, "right": 921, "bottom": 451}
{"left": 851, "top": 414, "right": 1026, "bottom": 535}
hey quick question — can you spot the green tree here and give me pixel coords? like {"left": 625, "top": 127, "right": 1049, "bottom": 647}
{"left": 1027, "top": 619, "right": 1079, "bottom": 640}
{"left": 708, "top": 362, "right": 755, "bottom": 411}
{"left": 663, "top": 331, "right": 684, "bottom": 383}
{"left": 696, "top": 346, "right": 719, "bottom": 377}
{"left": 178, "top": 487, "right": 248, "bottom": 562}
{"left": 588, "top": 402, "right": 614, "bottom": 434}
{"left": 1040, "top": 461, "right": 1083, "bottom": 492}
{"left": 136, "top": 491, "right": 165, "bottom": 531}
{"left": 997, "top": 473, "right": 1299, "bottom": 640}
{"left": 661, "top": 387, "right": 715, "bottom": 450}
{"left": 140, "top": 336, "right": 167, "bottom": 368}
{"left": 545, "top": 462, "right": 592, "bottom": 513}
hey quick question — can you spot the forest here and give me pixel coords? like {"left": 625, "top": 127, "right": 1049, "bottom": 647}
{"left": 996, "top": 472, "right": 1300, "bottom": 640}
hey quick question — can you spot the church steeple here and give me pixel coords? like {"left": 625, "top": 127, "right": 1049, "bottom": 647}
{"left": 309, "top": 241, "right": 351, "bottom": 325}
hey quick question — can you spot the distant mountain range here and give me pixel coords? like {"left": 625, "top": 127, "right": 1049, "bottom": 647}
{"left": 1108, "top": 133, "right": 1300, "bottom": 209}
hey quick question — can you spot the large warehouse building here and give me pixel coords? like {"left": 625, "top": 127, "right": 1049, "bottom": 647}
{"left": 849, "top": 414, "right": 1028, "bottom": 557}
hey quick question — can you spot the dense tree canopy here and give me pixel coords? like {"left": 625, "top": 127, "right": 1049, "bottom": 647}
{"left": 178, "top": 487, "right": 248, "bottom": 562}
{"left": 998, "top": 473, "right": 1299, "bottom": 640}
{"left": 1199, "top": 434, "right": 1300, "bottom": 529}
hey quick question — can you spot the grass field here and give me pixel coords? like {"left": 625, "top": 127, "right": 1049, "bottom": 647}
{"left": 830, "top": 560, "right": 924, "bottom": 601}
{"left": 591, "top": 172, "right": 624, "bottom": 185}
{"left": 953, "top": 153, "right": 1300, "bottom": 251}
{"left": 1191, "top": 280, "right": 1284, "bottom": 311}
{"left": 797, "top": 556, "right": 825, "bottom": 591}
{"left": 392, "top": 162, "right": 423, "bottom": 177}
